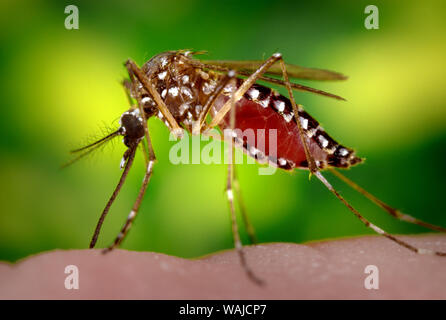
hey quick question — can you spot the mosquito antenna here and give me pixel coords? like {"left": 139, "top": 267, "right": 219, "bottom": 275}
{"left": 61, "top": 130, "right": 121, "bottom": 169}
{"left": 90, "top": 145, "right": 137, "bottom": 248}
{"left": 70, "top": 130, "right": 120, "bottom": 153}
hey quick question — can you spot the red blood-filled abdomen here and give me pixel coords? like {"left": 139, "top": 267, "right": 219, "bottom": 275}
{"left": 211, "top": 84, "right": 362, "bottom": 170}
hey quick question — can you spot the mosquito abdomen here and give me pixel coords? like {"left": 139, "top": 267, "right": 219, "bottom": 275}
{"left": 212, "top": 82, "right": 363, "bottom": 170}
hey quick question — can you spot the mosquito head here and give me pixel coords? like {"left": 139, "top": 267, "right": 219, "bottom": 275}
{"left": 119, "top": 108, "right": 145, "bottom": 148}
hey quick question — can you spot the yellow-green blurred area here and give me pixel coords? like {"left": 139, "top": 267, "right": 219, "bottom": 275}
{"left": 0, "top": 0, "right": 445, "bottom": 262}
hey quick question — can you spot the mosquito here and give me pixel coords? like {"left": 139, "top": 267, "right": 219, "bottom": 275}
{"left": 66, "top": 50, "right": 446, "bottom": 285}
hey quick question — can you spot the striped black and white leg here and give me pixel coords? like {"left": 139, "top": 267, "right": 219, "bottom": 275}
{"left": 103, "top": 145, "right": 155, "bottom": 252}
{"left": 329, "top": 168, "right": 446, "bottom": 233}
{"left": 225, "top": 78, "right": 264, "bottom": 285}
{"left": 103, "top": 76, "right": 157, "bottom": 253}
{"left": 233, "top": 165, "right": 258, "bottom": 244}
{"left": 315, "top": 171, "right": 446, "bottom": 257}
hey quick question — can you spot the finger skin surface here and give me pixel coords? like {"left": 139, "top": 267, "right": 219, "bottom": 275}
{"left": 0, "top": 235, "right": 445, "bottom": 299}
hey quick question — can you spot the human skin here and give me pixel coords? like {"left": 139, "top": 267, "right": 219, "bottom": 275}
{"left": 0, "top": 234, "right": 445, "bottom": 299}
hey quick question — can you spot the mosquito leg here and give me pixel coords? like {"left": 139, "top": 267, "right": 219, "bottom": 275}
{"left": 89, "top": 145, "right": 137, "bottom": 248}
{"left": 226, "top": 163, "right": 263, "bottom": 284}
{"left": 139, "top": 138, "right": 149, "bottom": 168}
{"left": 328, "top": 168, "right": 446, "bottom": 233}
{"left": 103, "top": 134, "right": 156, "bottom": 253}
{"left": 233, "top": 165, "right": 258, "bottom": 244}
{"left": 277, "top": 58, "right": 318, "bottom": 174}
{"left": 122, "top": 79, "right": 134, "bottom": 106}
{"left": 133, "top": 68, "right": 156, "bottom": 167}
{"left": 206, "top": 53, "right": 283, "bottom": 129}
{"left": 196, "top": 66, "right": 258, "bottom": 244}
{"left": 195, "top": 67, "right": 259, "bottom": 253}
{"left": 125, "top": 59, "right": 183, "bottom": 138}
{"left": 314, "top": 171, "right": 446, "bottom": 257}
{"left": 103, "top": 74, "right": 157, "bottom": 252}
{"left": 225, "top": 83, "right": 264, "bottom": 285}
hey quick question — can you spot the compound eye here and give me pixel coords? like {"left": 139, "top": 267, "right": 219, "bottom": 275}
{"left": 123, "top": 136, "right": 131, "bottom": 148}
{"left": 120, "top": 112, "right": 144, "bottom": 147}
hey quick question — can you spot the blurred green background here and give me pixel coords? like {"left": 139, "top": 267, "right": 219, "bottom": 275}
{"left": 0, "top": 0, "right": 445, "bottom": 262}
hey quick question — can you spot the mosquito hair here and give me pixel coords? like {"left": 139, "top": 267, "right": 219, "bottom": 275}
{"left": 110, "top": 115, "right": 122, "bottom": 128}
{"left": 72, "top": 123, "right": 118, "bottom": 150}
{"left": 61, "top": 125, "right": 121, "bottom": 169}
{"left": 99, "top": 121, "right": 119, "bottom": 140}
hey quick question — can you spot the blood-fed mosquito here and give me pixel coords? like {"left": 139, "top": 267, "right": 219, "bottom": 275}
{"left": 66, "top": 50, "right": 446, "bottom": 285}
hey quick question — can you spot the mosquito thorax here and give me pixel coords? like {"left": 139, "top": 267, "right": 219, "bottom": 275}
{"left": 119, "top": 108, "right": 144, "bottom": 148}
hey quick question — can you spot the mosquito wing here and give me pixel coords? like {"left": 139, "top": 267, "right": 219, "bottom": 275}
{"left": 200, "top": 60, "right": 348, "bottom": 81}
{"left": 197, "top": 59, "right": 347, "bottom": 101}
